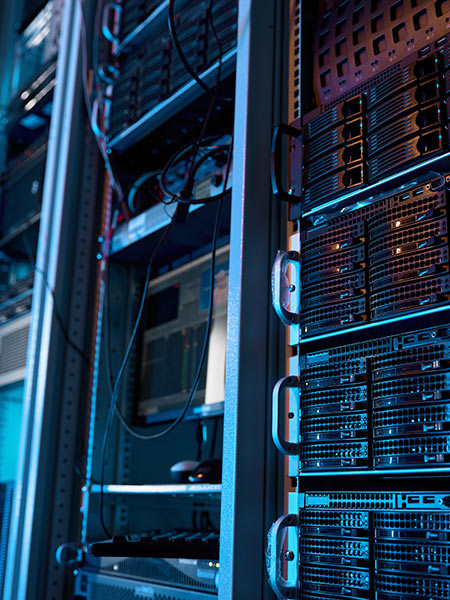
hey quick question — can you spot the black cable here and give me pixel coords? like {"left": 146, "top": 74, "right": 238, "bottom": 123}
{"left": 111, "top": 189, "right": 226, "bottom": 443}
{"left": 166, "top": 0, "right": 227, "bottom": 209}
{"left": 158, "top": 133, "right": 229, "bottom": 196}
{"left": 106, "top": 133, "right": 233, "bottom": 444}
{"left": 103, "top": 259, "right": 155, "bottom": 440}
{"left": 23, "top": 231, "right": 87, "bottom": 365}
{"left": 97, "top": 0, "right": 233, "bottom": 535}
{"left": 33, "top": 265, "right": 90, "bottom": 366}
{"left": 168, "top": 0, "right": 232, "bottom": 103}
{"left": 160, "top": 142, "right": 232, "bottom": 204}
{"left": 99, "top": 219, "right": 174, "bottom": 538}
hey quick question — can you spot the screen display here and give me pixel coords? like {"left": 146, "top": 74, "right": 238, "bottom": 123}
{"left": 146, "top": 285, "right": 179, "bottom": 329}
{"left": 136, "top": 249, "right": 229, "bottom": 424}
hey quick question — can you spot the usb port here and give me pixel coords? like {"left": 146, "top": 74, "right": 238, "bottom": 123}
{"left": 413, "top": 187, "right": 424, "bottom": 196}
{"left": 424, "top": 496, "right": 435, "bottom": 504}
{"left": 436, "top": 36, "right": 447, "bottom": 48}
{"left": 419, "top": 45, "right": 431, "bottom": 57}
{"left": 408, "top": 495, "right": 420, "bottom": 503}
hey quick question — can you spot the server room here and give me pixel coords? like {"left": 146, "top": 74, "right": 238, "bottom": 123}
{"left": 1, "top": 0, "right": 450, "bottom": 599}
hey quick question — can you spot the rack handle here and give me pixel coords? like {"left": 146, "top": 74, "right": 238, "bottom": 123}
{"left": 270, "top": 123, "right": 302, "bottom": 204}
{"left": 272, "top": 376, "right": 300, "bottom": 455}
{"left": 102, "top": 2, "right": 122, "bottom": 44}
{"left": 271, "top": 250, "right": 300, "bottom": 325}
{"left": 266, "top": 514, "right": 299, "bottom": 599}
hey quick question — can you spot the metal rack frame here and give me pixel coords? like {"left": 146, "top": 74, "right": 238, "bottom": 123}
{"left": 0, "top": 0, "right": 286, "bottom": 598}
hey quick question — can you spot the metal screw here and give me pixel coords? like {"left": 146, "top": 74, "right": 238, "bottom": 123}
{"left": 285, "top": 551, "right": 295, "bottom": 561}
{"left": 288, "top": 412, "right": 294, "bottom": 419}
{"left": 289, "top": 284, "right": 296, "bottom": 292}
{"left": 288, "top": 187, "right": 295, "bottom": 195}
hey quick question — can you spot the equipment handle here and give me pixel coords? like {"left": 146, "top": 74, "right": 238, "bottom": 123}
{"left": 266, "top": 514, "right": 299, "bottom": 599}
{"left": 271, "top": 250, "right": 300, "bottom": 325}
{"left": 270, "top": 123, "right": 302, "bottom": 203}
{"left": 102, "top": 2, "right": 122, "bottom": 44}
{"left": 272, "top": 376, "right": 300, "bottom": 455}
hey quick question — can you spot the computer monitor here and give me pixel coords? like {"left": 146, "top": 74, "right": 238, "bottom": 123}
{"left": 136, "top": 245, "right": 229, "bottom": 424}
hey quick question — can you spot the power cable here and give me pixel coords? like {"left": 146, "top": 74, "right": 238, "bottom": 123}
{"left": 21, "top": 230, "right": 90, "bottom": 366}
{"left": 79, "top": 0, "right": 125, "bottom": 205}
{"left": 99, "top": 218, "right": 174, "bottom": 538}
{"left": 105, "top": 134, "right": 232, "bottom": 445}
{"left": 97, "top": 0, "right": 234, "bottom": 536}
{"left": 159, "top": 139, "right": 232, "bottom": 204}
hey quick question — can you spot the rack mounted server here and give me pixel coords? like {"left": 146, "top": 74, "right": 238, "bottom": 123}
{"left": 108, "top": 0, "right": 237, "bottom": 141}
{"left": 268, "top": 1, "right": 450, "bottom": 599}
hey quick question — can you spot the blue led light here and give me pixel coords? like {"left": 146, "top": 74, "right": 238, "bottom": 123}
{"left": 303, "top": 151, "right": 450, "bottom": 218}
{"left": 300, "top": 304, "right": 450, "bottom": 344}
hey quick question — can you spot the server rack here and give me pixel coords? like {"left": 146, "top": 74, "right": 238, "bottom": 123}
{"left": 269, "top": 1, "right": 450, "bottom": 599}
{"left": 1, "top": 1, "right": 286, "bottom": 599}
{"left": 0, "top": 0, "right": 70, "bottom": 597}
{"left": 72, "top": 1, "right": 284, "bottom": 599}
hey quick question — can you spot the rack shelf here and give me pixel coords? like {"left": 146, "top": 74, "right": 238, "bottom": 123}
{"left": 108, "top": 47, "right": 237, "bottom": 152}
{"left": 0, "top": 212, "right": 41, "bottom": 249}
{"left": 110, "top": 202, "right": 201, "bottom": 255}
{"left": 299, "top": 468, "right": 450, "bottom": 476}
{"left": 115, "top": 0, "right": 169, "bottom": 55}
{"left": 88, "top": 483, "right": 222, "bottom": 495}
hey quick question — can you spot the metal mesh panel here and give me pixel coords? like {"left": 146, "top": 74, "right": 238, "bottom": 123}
{"left": 302, "top": 246, "right": 366, "bottom": 282}
{"left": 373, "top": 434, "right": 450, "bottom": 467}
{"left": 302, "top": 385, "right": 368, "bottom": 416}
{"left": 302, "top": 272, "right": 366, "bottom": 308}
{"left": 372, "top": 373, "right": 450, "bottom": 408}
{"left": 370, "top": 274, "right": 450, "bottom": 319}
{"left": 369, "top": 189, "right": 447, "bottom": 238}
{"left": 368, "top": 217, "right": 448, "bottom": 264}
{"left": 369, "top": 246, "right": 449, "bottom": 290}
{"left": 376, "top": 573, "right": 450, "bottom": 598}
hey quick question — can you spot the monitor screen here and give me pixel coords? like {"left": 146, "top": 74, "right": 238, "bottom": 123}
{"left": 136, "top": 245, "right": 229, "bottom": 424}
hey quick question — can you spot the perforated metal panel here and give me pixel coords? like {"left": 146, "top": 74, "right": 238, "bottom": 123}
{"left": 313, "top": 0, "right": 450, "bottom": 105}
{"left": 0, "top": 314, "right": 30, "bottom": 387}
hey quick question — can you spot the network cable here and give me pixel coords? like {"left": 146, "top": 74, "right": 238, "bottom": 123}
{"left": 103, "top": 134, "right": 232, "bottom": 445}
{"left": 97, "top": 0, "right": 233, "bottom": 537}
